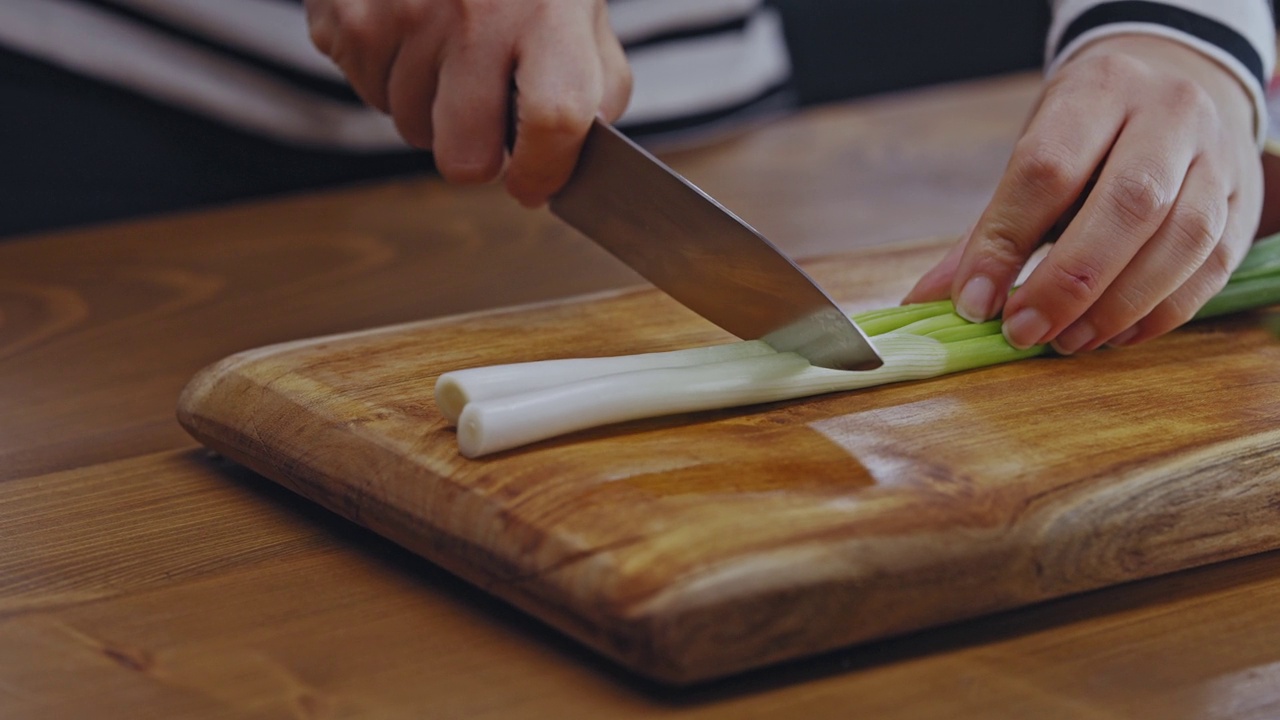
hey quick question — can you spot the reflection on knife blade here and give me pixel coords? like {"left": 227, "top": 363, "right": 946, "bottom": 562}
{"left": 548, "top": 119, "right": 882, "bottom": 371}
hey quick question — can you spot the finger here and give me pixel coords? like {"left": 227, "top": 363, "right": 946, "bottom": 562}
{"left": 949, "top": 74, "right": 1127, "bottom": 324}
{"left": 431, "top": 29, "right": 513, "bottom": 184}
{"left": 902, "top": 229, "right": 972, "bottom": 304}
{"left": 1111, "top": 184, "right": 1258, "bottom": 347}
{"left": 1109, "top": 228, "right": 1236, "bottom": 347}
{"left": 1002, "top": 108, "right": 1198, "bottom": 349}
{"left": 311, "top": 0, "right": 400, "bottom": 112}
{"left": 505, "top": 9, "right": 604, "bottom": 207}
{"left": 596, "top": 7, "right": 632, "bottom": 123}
{"left": 1051, "top": 158, "right": 1228, "bottom": 354}
{"left": 385, "top": 27, "right": 445, "bottom": 149}
{"left": 302, "top": 0, "right": 333, "bottom": 54}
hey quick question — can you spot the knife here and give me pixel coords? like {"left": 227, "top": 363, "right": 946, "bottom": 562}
{"left": 548, "top": 119, "right": 882, "bottom": 371}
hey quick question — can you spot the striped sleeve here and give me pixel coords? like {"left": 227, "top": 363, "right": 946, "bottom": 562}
{"left": 1046, "top": 0, "right": 1277, "bottom": 148}
{"left": 0, "top": 0, "right": 792, "bottom": 151}
{"left": 0, "top": 0, "right": 403, "bottom": 151}
{"left": 610, "top": 0, "right": 796, "bottom": 147}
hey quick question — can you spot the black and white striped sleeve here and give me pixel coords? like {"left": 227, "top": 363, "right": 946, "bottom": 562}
{"left": 0, "top": 0, "right": 791, "bottom": 152}
{"left": 0, "top": 0, "right": 403, "bottom": 151}
{"left": 610, "top": 0, "right": 796, "bottom": 147}
{"left": 1046, "top": 0, "right": 1277, "bottom": 148}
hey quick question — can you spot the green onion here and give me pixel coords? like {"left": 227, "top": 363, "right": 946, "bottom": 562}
{"left": 893, "top": 311, "right": 972, "bottom": 337}
{"left": 434, "top": 340, "right": 776, "bottom": 423}
{"left": 452, "top": 334, "right": 949, "bottom": 458}
{"left": 1220, "top": 232, "right": 1280, "bottom": 283}
{"left": 850, "top": 299, "right": 954, "bottom": 325}
{"left": 852, "top": 300, "right": 954, "bottom": 335}
{"left": 437, "top": 233, "right": 1280, "bottom": 457}
{"left": 1196, "top": 275, "right": 1280, "bottom": 319}
{"left": 926, "top": 320, "right": 1003, "bottom": 342}
{"left": 1194, "top": 233, "right": 1280, "bottom": 319}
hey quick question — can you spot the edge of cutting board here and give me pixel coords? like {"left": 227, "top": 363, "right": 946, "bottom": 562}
{"left": 176, "top": 239, "right": 1280, "bottom": 684}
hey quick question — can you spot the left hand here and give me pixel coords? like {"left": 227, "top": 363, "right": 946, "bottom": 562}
{"left": 903, "top": 34, "right": 1264, "bottom": 354}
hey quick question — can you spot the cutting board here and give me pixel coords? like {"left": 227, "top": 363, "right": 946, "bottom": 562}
{"left": 177, "top": 237, "right": 1280, "bottom": 684}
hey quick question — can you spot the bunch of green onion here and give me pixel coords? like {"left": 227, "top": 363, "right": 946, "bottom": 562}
{"left": 437, "top": 233, "right": 1280, "bottom": 458}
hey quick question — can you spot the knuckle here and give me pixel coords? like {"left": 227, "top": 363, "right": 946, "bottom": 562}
{"left": 1104, "top": 164, "right": 1171, "bottom": 230}
{"left": 1076, "top": 51, "right": 1146, "bottom": 92}
{"left": 1161, "top": 79, "right": 1219, "bottom": 135}
{"left": 970, "top": 228, "right": 1026, "bottom": 276}
{"left": 1012, "top": 140, "right": 1077, "bottom": 199}
{"left": 1167, "top": 76, "right": 1214, "bottom": 117}
{"left": 1044, "top": 256, "right": 1105, "bottom": 305}
{"left": 1112, "top": 293, "right": 1149, "bottom": 322}
{"left": 1167, "top": 203, "right": 1223, "bottom": 263}
{"left": 1153, "top": 295, "right": 1201, "bottom": 330}
{"left": 1095, "top": 51, "right": 1146, "bottom": 79}
{"left": 329, "top": 0, "right": 380, "bottom": 44}
{"left": 1108, "top": 279, "right": 1157, "bottom": 321}
{"left": 1199, "top": 242, "right": 1238, "bottom": 284}
{"left": 1152, "top": 252, "right": 1236, "bottom": 330}
{"left": 521, "top": 94, "right": 596, "bottom": 138}
{"left": 985, "top": 232, "right": 1025, "bottom": 267}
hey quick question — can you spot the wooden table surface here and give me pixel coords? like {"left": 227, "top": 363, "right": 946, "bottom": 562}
{"left": 4, "top": 72, "right": 1279, "bottom": 719}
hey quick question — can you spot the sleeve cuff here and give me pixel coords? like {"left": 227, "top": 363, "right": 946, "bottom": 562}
{"left": 1046, "top": 1, "right": 1276, "bottom": 150}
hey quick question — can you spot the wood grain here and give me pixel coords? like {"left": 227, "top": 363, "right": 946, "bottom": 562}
{"left": 7, "top": 71, "right": 1280, "bottom": 717}
{"left": 5, "top": 450, "right": 1279, "bottom": 719}
{"left": 177, "top": 237, "right": 1280, "bottom": 684}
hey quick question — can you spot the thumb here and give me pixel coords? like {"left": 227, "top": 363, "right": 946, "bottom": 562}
{"left": 902, "top": 229, "right": 971, "bottom": 304}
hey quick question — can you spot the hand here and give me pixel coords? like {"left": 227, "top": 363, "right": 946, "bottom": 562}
{"left": 305, "top": 0, "right": 632, "bottom": 207}
{"left": 904, "top": 34, "right": 1264, "bottom": 354}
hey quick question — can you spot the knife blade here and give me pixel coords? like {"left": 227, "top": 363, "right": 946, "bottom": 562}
{"left": 548, "top": 119, "right": 883, "bottom": 371}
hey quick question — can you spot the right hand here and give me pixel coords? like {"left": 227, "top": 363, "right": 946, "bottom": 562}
{"left": 305, "top": 0, "right": 632, "bottom": 207}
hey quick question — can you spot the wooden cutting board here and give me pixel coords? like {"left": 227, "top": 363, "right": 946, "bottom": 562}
{"left": 177, "top": 237, "right": 1280, "bottom": 684}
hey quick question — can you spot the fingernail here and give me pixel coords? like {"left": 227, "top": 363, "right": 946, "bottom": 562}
{"left": 956, "top": 275, "right": 996, "bottom": 323}
{"left": 1108, "top": 326, "right": 1140, "bottom": 347}
{"left": 1052, "top": 320, "right": 1095, "bottom": 355}
{"left": 1002, "top": 307, "right": 1052, "bottom": 349}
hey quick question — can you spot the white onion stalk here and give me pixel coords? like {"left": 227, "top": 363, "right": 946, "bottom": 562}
{"left": 434, "top": 340, "right": 776, "bottom": 423}
{"left": 435, "top": 234, "right": 1280, "bottom": 458}
{"left": 453, "top": 333, "right": 953, "bottom": 458}
{"left": 436, "top": 303, "right": 1043, "bottom": 458}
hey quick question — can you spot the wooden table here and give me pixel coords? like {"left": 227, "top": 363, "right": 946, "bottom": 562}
{"left": 4, "top": 72, "right": 1279, "bottom": 718}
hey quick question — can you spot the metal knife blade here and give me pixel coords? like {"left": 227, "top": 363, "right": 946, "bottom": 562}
{"left": 548, "top": 119, "right": 882, "bottom": 371}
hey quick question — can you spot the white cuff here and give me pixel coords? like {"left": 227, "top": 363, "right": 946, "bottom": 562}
{"left": 1046, "top": 0, "right": 1276, "bottom": 149}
